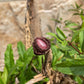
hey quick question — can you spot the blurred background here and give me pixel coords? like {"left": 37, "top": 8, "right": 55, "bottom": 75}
{"left": 0, "top": 0, "right": 83, "bottom": 71}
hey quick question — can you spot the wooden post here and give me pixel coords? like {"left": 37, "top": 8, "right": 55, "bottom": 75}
{"left": 28, "top": 0, "right": 42, "bottom": 39}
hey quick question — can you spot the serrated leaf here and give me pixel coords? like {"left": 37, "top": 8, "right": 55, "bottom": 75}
{"left": 19, "top": 72, "right": 26, "bottom": 84}
{"left": 57, "top": 42, "right": 70, "bottom": 51}
{"left": 56, "top": 59, "right": 84, "bottom": 75}
{"left": 79, "top": 30, "right": 84, "bottom": 52}
{"left": 56, "top": 27, "right": 66, "bottom": 40}
{"left": 65, "top": 22, "right": 78, "bottom": 28}
{"left": 18, "top": 47, "right": 34, "bottom": 83}
{"left": 16, "top": 60, "right": 24, "bottom": 68}
{"left": 17, "top": 41, "right": 26, "bottom": 61}
{"left": 56, "top": 41, "right": 78, "bottom": 58}
{"left": 24, "top": 47, "right": 34, "bottom": 64}
{"left": 25, "top": 66, "right": 36, "bottom": 82}
{"left": 5, "top": 44, "right": 14, "bottom": 73}
{"left": 71, "top": 31, "right": 79, "bottom": 42}
{"left": 46, "top": 32, "right": 62, "bottom": 42}
{"left": 33, "top": 55, "right": 43, "bottom": 71}
{"left": 51, "top": 45, "right": 64, "bottom": 70}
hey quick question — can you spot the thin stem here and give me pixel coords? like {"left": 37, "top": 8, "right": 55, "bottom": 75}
{"left": 68, "top": 42, "right": 82, "bottom": 54}
{"left": 80, "top": 76, "right": 84, "bottom": 81}
{"left": 32, "top": 64, "right": 40, "bottom": 74}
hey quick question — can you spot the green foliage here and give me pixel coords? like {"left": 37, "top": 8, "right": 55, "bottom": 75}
{"left": 65, "top": 21, "right": 78, "bottom": 28}
{"left": 79, "top": 31, "right": 84, "bottom": 52}
{"left": 1, "top": 67, "right": 8, "bottom": 84}
{"left": 17, "top": 41, "right": 26, "bottom": 61}
{"left": 32, "top": 55, "right": 43, "bottom": 71}
{"left": 0, "top": 67, "right": 8, "bottom": 84}
{"left": 71, "top": 31, "right": 79, "bottom": 42}
{"left": 1, "top": 2, "right": 84, "bottom": 84}
{"left": 56, "top": 27, "right": 66, "bottom": 40}
{"left": 4, "top": 44, "right": 15, "bottom": 83}
{"left": 46, "top": 32, "right": 62, "bottom": 43}
{"left": 2, "top": 41, "right": 37, "bottom": 84}
{"left": 5, "top": 44, "right": 15, "bottom": 73}
{"left": 46, "top": 3, "right": 84, "bottom": 83}
{"left": 56, "top": 59, "right": 84, "bottom": 75}
{"left": 0, "top": 78, "right": 4, "bottom": 84}
{"left": 51, "top": 45, "right": 64, "bottom": 70}
{"left": 17, "top": 47, "right": 35, "bottom": 84}
{"left": 75, "top": 76, "right": 83, "bottom": 84}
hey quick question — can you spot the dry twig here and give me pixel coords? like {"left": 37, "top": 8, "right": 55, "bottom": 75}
{"left": 26, "top": 74, "right": 46, "bottom": 84}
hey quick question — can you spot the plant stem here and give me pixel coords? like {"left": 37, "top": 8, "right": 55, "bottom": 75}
{"left": 68, "top": 42, "right": 82, "bottom": 54}
{"left": 80, "top": 76, "right": 84, "bottom": 81}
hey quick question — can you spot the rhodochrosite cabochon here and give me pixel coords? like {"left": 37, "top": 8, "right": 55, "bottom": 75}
{"left": 33, "top": 37, "right": 51, "bottom": 55}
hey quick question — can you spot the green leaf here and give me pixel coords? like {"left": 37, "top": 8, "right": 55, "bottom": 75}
{"left": 8, "top": 64, "right": 18, "bottom": 79}
{"left": 17, "top": 41, "right": 26, "bottom": 61}
{"left": 51, "top": 45, "right": 64, "bottom": 67}
{"left": 24, "top": 46, "right": 34, "bottom": 64}
{"left": 71, "top": 31, "right": 79, "bottom": 42}
{"left": 51, "top": 19, "right": 61, "bottom": 23}
{"left": 16, "top": 60, "right": 24, "bottom": 69}
{"left": 1, "top": 67, "right": 8, "bottom": 84}
{"left": 75, "top": 3, "right": 81, "bottom": 9}
{"left": 56, "top": 41, "right": 70, "bottom": 51}
{"left": 56, "top": 27, "right": 66, "bottom": 40}
{"left": 33, "top": 55, "right": 43, "bottom": 71}
{"left": 79, "top": 30, "right": 84, "bottom": 52}
{"left": 65, "top": 20, "right": 78, "bottom": 27}
{"left": 56, "top": 59, "right": 84, "bottom": 75}
{"left": 73, "top": 13, "right": 81, "bottom": 15}
{"left": 81, "top": 13, "right": 84, "bottom": 29}
{"left": 19, "top": 66, "right": 36, "bottom": 84}
{"left": 0, "top": 77, "right": 4, "bottom": 84}
{"left": 19, "top": 72, "right": 26, "bottom": 84}
{"left": 24, "top": 66, "right": 36, "bottom": 82}
{"left": 5, "top": 44, "right": 14, "bottom": 73}
{"left": 65, "top": 22, "right": 78, "bottom": 28}
{"left": 46, "top": 32, "right": 62, "bottom": 42}
{"left": 18, "top": 47, "right": 34, "bottom": 83}
{"left": 75, "top": 76, "right": 83, "bottom": 84}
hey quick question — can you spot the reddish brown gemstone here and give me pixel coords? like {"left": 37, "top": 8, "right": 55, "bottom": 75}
{"left": 33, "top": 37, "right": 50, "bottom": 55}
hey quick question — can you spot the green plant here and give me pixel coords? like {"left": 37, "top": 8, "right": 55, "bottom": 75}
{"left": 46, "top": 3, "right": 84, "bottom": 84}
{"left": 0, "top": 3, "right": 84, "bottom": 84}
{"left": 0, "top": 41, "right": 48, "bottom": 84}
{"left": 0, "top": 42, "right": 35, "bottom": 84}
